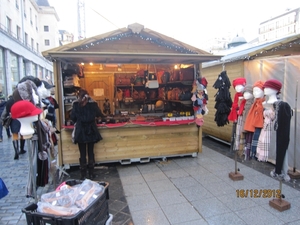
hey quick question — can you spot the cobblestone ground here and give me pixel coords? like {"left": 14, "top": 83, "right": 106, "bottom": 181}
{"left": 0, "top": 137, "right": 41, "bottom": 225}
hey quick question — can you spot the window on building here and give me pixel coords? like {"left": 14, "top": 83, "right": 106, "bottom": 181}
{"left": 15, "top": 0, "right": 19, "bottom": 9}
{"left": 45, "top": 39, "right": 50, "bottom": 46}
{"left": 44, "top": 26, "right": 49, "bottom": 32}
{"left": 35, "top": 15, "right": 38, "bottom": 30}
{"left": 23, "top": 0, "right": 26, "bottom": 18}
{"left": 6, "top": 16, "right": 12, "bottom": 34}
{"left": 30, "top": 8, "right": 32, "bottom": 25}
{"left": 36, "top": 43, "right": 39, "bottom": 52}
{"left": 25, "top": 32, "right": 28, "bottom": 47}
{"left": 0, "top": 48, "right": 4, "bottom": 82}
{"left": 16, "top": 25, "right": 21, "bottom": 41}
{"left": 32, "top": 63, "right": 37, "bottom": 77}
{"left": 31, "top": 38, "right": 34, "bottom": 50}
{"left": 10, "top": 53, "right": 19, "bottom": 83}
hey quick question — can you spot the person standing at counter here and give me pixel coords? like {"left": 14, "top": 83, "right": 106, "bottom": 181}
{"left": 71, "top": 89, "right": 105, "bottom": 180}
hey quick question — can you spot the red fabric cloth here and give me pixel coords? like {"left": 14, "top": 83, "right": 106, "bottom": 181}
{"left": 238, "top": 99, "right": 246, "bottom": 116}
{"left": 228, "top": 92, "right": 243, "bottom": 122}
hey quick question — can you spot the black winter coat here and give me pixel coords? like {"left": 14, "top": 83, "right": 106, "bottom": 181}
{"left": 70, "top": 99, "right": 105, "bottom": 144}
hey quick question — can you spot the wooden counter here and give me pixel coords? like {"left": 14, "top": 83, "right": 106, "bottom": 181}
{"left": 59, "top": 121, "right": 202, "bottom": 166}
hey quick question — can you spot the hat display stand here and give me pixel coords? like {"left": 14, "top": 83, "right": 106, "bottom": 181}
{"left": 288, "top": 81, "right": 300, "bottom": 179}
{"left": 269, "top": 178, "right": 291, "bottom": 212}
{"left": 229, "top": 136, "right": 244, "bottom": 181}
{"left": 17, "top": 115, "right": 39, "bottom": 203}
{"left": 228, "top": 83, "right": 244, "bottom": 181}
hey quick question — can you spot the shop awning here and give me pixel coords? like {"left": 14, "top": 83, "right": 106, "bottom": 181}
{"left": 43, "top": 23, "right": 222, "bottom": 65}
{"left": 44, "top": 51, "right": 221, "bottom": 64}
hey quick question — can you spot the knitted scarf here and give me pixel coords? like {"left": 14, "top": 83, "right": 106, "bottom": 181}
{"left": 228, "top": 92, "right": 243, "bottom": 122}
{"left": 238, "top": 99, "right": 246, "bottom": 116}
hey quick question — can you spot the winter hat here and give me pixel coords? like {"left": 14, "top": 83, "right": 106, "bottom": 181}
{"left": 11, "top": 100, "right": 43, "bottom": 119}
{"left": 253, "top": 80, "right": 264, "bottom": 90}
{"left": 232, "top": 77, "right": 246, "bottom": 88}
{"left": 263, "top": 79, "right": 282, "bottom": 93}
{"left": 41, "top": 80, "right": 55, "bottom": 89}
{"left": 19, "top": 76, "right": 42, "bottom": 88}
{"left": 14, "top": 80, "right": 38, "bottom": 104}
{"left": 243, "top": 85, "right": 253, "bottom": 94}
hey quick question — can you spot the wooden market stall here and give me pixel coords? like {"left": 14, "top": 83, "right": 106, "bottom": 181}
{"left": 201, "top": 34, "right": 300, "bottom": 171}
{"left": 42, "top": 23, "right": 221, "bottom": 167}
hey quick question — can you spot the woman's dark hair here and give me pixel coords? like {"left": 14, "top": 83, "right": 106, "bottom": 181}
{"left": 78, "top": 89, "right": 89, "bottom": 107}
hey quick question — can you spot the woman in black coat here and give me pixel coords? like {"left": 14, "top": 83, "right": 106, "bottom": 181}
{"left": 71, "top": 89, "right": 105, "bottom": 180}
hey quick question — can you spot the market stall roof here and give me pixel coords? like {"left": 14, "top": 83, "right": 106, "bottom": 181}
{"left": 42, "top": 23, "right": 222, "bottom": 65}
{"left": 203, "top": 33, "right": 300, "bottom": 67}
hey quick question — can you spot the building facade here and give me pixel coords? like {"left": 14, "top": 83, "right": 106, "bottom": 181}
{"left": 0, "top": 0, "right": 59, "bottom": 98}
{"left": 258, "top": 7, "right": 300, "bottom": 42}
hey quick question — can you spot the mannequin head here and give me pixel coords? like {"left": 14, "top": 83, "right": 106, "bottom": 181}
{"left": 11, "top": 100, "right": 43, "bottom": 138}
{"left": 235, "top": 84, "right": 245, "bottom": 93}
{"left": 243, "top": 92, "right": 253, "bottom": 100}
{"left": 253, "top": 87, "right": 264, "bottom": 98}
{"left": 232, "top": 77, "right": 246, "bottom": 93}
{"left": 243, "top": 84, "right": 253, "bottom": 100}
{"left": 264, "top": 87, "right": 278, "bottom": 96}
{"left": 17, "top": 115, "right": 38, "bottom": 138}
{"left": 252, "top": 80, "right": 265, "bottom": 99}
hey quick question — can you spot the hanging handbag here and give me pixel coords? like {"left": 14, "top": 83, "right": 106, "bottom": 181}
{"left": 0, "top": 178, "right": 9, "bottom": 199}
{"left": 2, "top": 113, "right": 12, "bottom": 129}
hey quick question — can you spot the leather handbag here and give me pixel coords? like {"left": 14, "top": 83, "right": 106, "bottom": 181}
{"left": 115, "top": 74, "right": 133, "bottom": 85}
{"left": 161, "top": 72, "right": 170, "bottom": 84}
{"left": 179, "top": 68, "right": 194, "bottom": 81}
{"left": 2, "top": 113, "right": 12, "bottom": 129}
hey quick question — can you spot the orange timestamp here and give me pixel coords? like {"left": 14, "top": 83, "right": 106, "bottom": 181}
{"left": 236, "top": 189, "right": 281, "bottom": 198}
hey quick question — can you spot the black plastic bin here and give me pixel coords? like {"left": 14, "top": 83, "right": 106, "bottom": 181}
{"left": 22, "top": 180, "right": 109, "bottom": 225}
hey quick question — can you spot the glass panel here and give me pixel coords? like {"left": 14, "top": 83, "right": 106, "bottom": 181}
{"left": 0, "top": 48, "right": 5, "bottom": 95}
{"left": 10, "top": 53, "right": 19, "bottom": 83}
{"left": 32, "top": 63, "right": 37, "bottom": 77}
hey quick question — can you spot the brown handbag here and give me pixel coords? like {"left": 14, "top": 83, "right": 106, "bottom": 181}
{"left": 179, "top": 68, "right": 194, "bottom": 81}
{"left": 132, "top": 89, "right": 139, "bottom": 100}
{"left": 170, "top": 70, "right": 180, "bottom": 82}
{"left": 115, "top": 73, "right": 133, "bottom": 85}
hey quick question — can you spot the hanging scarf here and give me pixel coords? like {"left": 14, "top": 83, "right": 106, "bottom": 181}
{"left": 244, "top": 97, "right": 265, "bottom": 132}
{"left": 228, "top": 92, "right": 243, "bottom": 122}
{"left": 238, "top": 99, "right": 246, "bottom": 116}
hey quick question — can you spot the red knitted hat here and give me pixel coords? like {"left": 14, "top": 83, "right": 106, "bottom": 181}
{"left": 11, "top": 100, "right": 43, "bottom": 119}
{"left": 263, "top": 79, "right": 282, "bottom": 93}
{"left": 232, "top": 77, "right": 246, "bottom": 88}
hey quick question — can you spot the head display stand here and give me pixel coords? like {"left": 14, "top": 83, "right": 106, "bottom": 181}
{"left": 269, "top": 178, "right": 291, "bottom": 212}
{"left": 229, "top": 122, "right": 244, "bottom": 181}
{"left": 17, "top": 116, "right": 39, "bottom": 203}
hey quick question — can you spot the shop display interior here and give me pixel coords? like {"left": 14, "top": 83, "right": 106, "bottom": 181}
{"left": 62, "top": 63, "right": 197, "bottom": 127}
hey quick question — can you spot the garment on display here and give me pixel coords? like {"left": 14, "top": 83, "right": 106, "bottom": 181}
{"left": 213, "top": 71, "right": 232, "bottom": 127}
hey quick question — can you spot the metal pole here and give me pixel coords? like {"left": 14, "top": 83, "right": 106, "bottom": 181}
{"left": 293, "top": 81, "right": 298, "bottom": 172}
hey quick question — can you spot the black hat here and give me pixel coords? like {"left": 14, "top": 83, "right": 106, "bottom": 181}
{"left": 41, "top": 80, "right": 55, "bottom": 89}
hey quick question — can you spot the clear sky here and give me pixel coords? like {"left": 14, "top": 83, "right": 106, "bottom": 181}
{"left": 48, "top": 0, "right": 300, "bottom": 49}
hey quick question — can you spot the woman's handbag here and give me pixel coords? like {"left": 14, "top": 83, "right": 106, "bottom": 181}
{"left": 2, "top": 113, "right": 12, "bottom": 129}
{"left": 0, "top": 178, "right": 9, "bottom": 199}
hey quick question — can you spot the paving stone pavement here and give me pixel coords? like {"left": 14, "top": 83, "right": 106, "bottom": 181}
{"left": 1, "top": 134, "right": 300, "bottom": 225}
{"left": 0, "top": 137, "right": 39, "bottom": 225}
